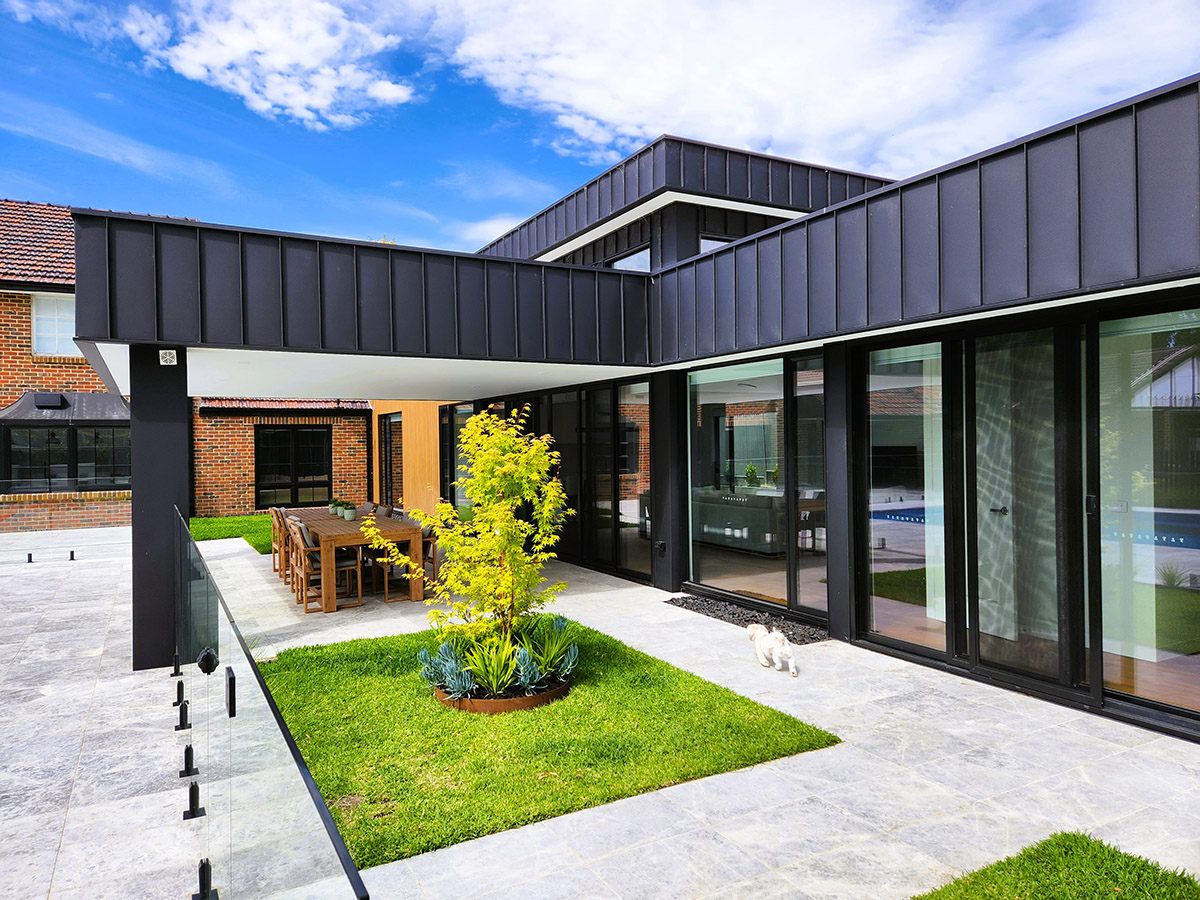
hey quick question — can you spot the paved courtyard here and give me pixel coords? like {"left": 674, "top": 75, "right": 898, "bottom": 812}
{"left": 202, "top": 537, "right": 1200, "bottom": 900}
{"left": 2, "top": 525, "right": 1198, "bottom": 899}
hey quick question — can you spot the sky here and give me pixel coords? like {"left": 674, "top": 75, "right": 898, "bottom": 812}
{"left": 3, "top": 0, "right": 1200, "bottom": 253}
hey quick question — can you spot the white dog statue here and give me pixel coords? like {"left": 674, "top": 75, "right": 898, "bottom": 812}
{"left": 747, "top": 623, "right": 798, "bottom": 677}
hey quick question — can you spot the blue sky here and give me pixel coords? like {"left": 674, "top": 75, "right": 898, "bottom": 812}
{"left": 3, "top": 1, "right": 1200, "bottom": 252}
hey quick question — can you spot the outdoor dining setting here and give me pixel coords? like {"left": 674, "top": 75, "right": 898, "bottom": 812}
{"left": 267, "top": 502, "right": 438, "bottom": 613}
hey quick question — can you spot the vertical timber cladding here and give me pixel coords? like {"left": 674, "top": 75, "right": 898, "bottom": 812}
{"left": 651, "top": 79, "right": 1200, "bottom": 366}
{"left": 70, "top": 214, "right": 650, "bottom": 367}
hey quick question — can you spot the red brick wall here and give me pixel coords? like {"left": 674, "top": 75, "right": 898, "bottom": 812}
{"left": 617, "top": 401, "right": 651, "bottom": 500}
{"left": 0, "top": 292, "right": 105, "bottom": 405}
{"left": 0, "top": 490, "right": 130, "bottom": 533}
{"left": 0, "top": 291, "right": 121, "bottom": 532}
{"left": 192, "top": 402, "right": 370, "bottom": 516}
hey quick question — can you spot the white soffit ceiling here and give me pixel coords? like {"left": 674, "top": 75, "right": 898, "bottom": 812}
{"left": 88, "top": 342, "right": 652, "bottom": 401}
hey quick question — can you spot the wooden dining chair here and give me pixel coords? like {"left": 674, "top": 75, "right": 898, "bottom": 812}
{"left": 288, "top": 520, "right": 364, "bottom": 612}
{"left": 269, "top": 508, "right": 291, "bottom": 584}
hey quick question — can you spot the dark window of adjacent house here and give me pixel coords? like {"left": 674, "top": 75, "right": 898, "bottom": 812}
{"left": 3, "top": 424, "right": 131, "bottom": 492}
{"left": 254, "top": 425, "right": 332, "bottom": 508}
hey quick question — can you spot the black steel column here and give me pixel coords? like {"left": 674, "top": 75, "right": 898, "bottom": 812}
{"left": 649, "top": 370, "right": 688, "bottom": 592}
{"left": 823, "top": 343, "right": 855, "bottom": 641}
{"left": 130, "top": 345, "right": 190, "bottom": 670}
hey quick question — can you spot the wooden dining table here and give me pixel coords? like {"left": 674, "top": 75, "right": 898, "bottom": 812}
{"left": 290, "top": 507, "right": 424, "bottom": 611}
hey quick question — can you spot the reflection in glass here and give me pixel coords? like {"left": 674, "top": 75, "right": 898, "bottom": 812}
{"left": 866, "top": 343, "right": 946, "bottom": 651}
{"left": 617, "top": 382, "right": 652, "bottom": 576}
{"left": 550, "top": 391, "right": 582, "bottom": 559}
{"left": 1099, "top": 311, "right": 1200, "bottom": 713}
{"left": 586, "top": 388, "right": 614, "bottom": 566}
{"left": 794, "top": 356, "right": 827, "bottom": 612}
{"left": 689, "top": 360, "right": 787, "bottom": 604}
{"left": 450, "top": 404, "right": 473, "bottom": 510}
{"left": 974, "top": 329, "right": 1060, "bottom": 677}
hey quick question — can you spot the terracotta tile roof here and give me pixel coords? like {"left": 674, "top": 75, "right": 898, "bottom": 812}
{"left": 198, "top": 398, "right": 372, "bottom": 411}
{"left": 868, "top": 385, "right": 942, "bottom": 416}
{"left": 0, "top": 200, "right": 74, "bottom": 286}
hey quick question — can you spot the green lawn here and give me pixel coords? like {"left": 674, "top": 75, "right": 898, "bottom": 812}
{"left": 260, "top": 623, "right": 838, "bottom": 867}
{"left": 873, "top": 568, "right": 1200, "bottom": 656}
{"left": 871, "top": 567, "right": 929, "bottom": 606}
{"left": 189, "top": 514, "right": 272, "bottom": 554}
{"left": 914, "top": 832, "right": 1200, "bottom": 899}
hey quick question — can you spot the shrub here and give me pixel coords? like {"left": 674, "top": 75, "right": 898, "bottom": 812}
{"left": 361, "top": 406, "right": 570, "bottom": 644}
{"left": 1159, "top": 562, "right": 1188, "bottom": 589}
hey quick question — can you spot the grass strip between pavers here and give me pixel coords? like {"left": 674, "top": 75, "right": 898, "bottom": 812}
{"left": 913, "top": 832, "right": 1200, "bottom": 900}
{"left": 260, "top": 622, "right": 839, "bottom": 868}
{"left": 190, "top": 515, "right": 272, "bottom": 554}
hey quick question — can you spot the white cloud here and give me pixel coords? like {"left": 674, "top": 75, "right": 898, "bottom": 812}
{"left": 0, "top": 90, "right": 236, "bottom": 196}
{"left": 435, "top": 161, "right": 557, "bottom": 203}
{"left": 433, "top": 0, "right": 1200, "bottom": 177}
{"left": 7, "top": 0, "right": 1200, "bottom": 180}
{"left": 121, "top": 0, "right": 419, "bottom": 129}
{"left": 445, "top": 214, "right": 523, "bottom": 247}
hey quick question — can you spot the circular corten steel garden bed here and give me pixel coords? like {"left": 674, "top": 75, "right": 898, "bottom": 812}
{"left": 434, "top": 680, "right": 570, "bottom": 714}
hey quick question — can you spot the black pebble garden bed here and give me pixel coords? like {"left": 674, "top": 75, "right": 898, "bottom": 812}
{"left": 668, "top": 594, "right": 829, "bottom": 646}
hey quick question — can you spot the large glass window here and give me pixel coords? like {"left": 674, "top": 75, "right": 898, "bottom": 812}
{"left": 689, "top": 360, "right": 787, "bottom": 604}
{"left": 793, "top": 355, "right": 827, "bottom": 612}
{"left": 866, "top": 343, "right": 947, "bottom": 651}
{"left": 1099, "top": 310, "right": 1200, "bottom": 713}
{"left": 550, "top": 391, "right": 582, "bottom": 559}
{"left": 450, "top": 403, "right": 474, "bottom": 511}
{"left": 76, "top": 427, "right": 131, "bottom": 489}
{"left": 586, "top": 388, "right": 614, "bottom": 566}
{"left": 8, "top": 427, "right": 69, "bottom": 492}
{"left": 254, "top": 426, "right": 331, "bottom": 508}
{"left": 31, "top": 294, "right": 81, "bottom": 357}
{"left": 617, "top": 382, "right": 652, "bottom": 576}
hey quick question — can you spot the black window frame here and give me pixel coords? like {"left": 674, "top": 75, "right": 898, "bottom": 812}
{"left": 253, "top": 424, "right": 333, "bottom": 509}
{"left": 0, "top": 422, "right": 131, "bottom": 493}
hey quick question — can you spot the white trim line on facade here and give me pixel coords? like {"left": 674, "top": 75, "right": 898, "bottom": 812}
{"left": 532, "top": 191, "right": 809, "bottom": 263}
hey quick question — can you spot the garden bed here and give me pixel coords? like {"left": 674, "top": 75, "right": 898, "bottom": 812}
{"left": 260, "top": 621, "right": 838, "bottom": 867}
{"left": 668, "top": 594, "right": 829, "bottom": 646}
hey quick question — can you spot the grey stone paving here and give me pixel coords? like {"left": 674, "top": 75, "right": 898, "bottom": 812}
{"left": 202, "top": 537, "right": 1200, "bottom": 900}
{"left": 0, "top": 526, "right": 201, "bottom": 900}
{"left": 0, "top": 528, "right": 361, "bottom": 900}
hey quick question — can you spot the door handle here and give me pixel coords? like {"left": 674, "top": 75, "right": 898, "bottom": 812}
{"left": 989, "top": 505, "right": 1009, "bottom": 516}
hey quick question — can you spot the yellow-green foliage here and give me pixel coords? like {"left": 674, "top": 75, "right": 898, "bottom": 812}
{"left": 361, "top": 406, "right": 571, "bottom": 641}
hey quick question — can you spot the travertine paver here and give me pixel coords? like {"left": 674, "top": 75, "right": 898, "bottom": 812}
{"left": 201, "top": 538, "right": 1200, "bottom": 900}
{"left": 0, "top": 528, "right": 361, "bottom": 900}
{"left": 0, "top": 526, "right": 201, "bottom": 900}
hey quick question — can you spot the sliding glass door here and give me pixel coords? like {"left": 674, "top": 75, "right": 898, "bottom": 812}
{"left": 1098, "top": 311, "right": 1200, "bottom": 714}
{"left": 865, "top": 343, "right": 948, "bottom": 651}
{"left": 971, "top": 329, "right": 1062, "bottom": 679}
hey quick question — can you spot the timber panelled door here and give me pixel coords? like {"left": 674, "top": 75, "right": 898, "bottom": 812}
{"left": 861, "top": 307, "right": 1200, "bottom": 721}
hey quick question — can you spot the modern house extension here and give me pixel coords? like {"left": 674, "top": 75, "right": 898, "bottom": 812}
{"left": 73, "top": 73, "right": 1200, "bottom": 741}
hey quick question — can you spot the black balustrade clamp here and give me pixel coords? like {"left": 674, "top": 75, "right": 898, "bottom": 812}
{"left": 225, "top": 667, "right": 236, "bottom": 718}
{"left": 192, "top": 858, "right": 218, "bottom": 899}
{"left": 171, "top": 651, "right": 182, "bottom": 678}
{"left": 25, "top": 553, "right": 32, "bottom": 563}
{"left": 68, "top": 550, "right": 75, "bottom": 561}
{"left": 179, "top": 743, "right": 198, "bottom": 778}
{"left": 173, "top": 680, "right": 185, "bottom": 708}
{"left": 182, "top": 781, "right": 205, "bottom": 820}
{"left": 175, "top": 699, "right": 191, "bottom": 731}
